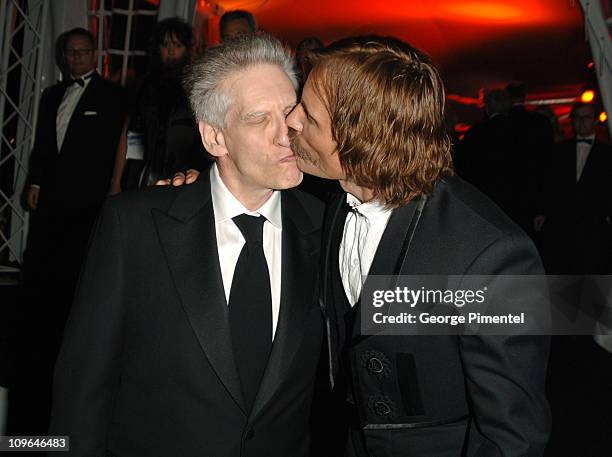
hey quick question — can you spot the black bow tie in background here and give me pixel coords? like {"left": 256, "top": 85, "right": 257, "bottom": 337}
{"left": 68, "top": 73, "right": 93, "bottom": 87}
{"left": 68, "top": 78, "right": 84, "bottom": 87}
{"left": 577, "top": 138, "right": 593, "bottom": 145}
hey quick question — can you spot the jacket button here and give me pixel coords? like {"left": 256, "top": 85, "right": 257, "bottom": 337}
{"left": 367, "top": 357, "right": 384, "bottom": 374}
{"left": 360, "top": 350, "right": 390, "bottom": 377}
{"left": 245, "top": 428, "right": 255, "bottom": 440}
{"left": 374, "top": 401, "right": 392, "bottom": 416}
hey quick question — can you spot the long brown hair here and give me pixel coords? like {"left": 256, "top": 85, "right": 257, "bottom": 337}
{"left": 308, "top": 35, "right": 453, "bottom": 208}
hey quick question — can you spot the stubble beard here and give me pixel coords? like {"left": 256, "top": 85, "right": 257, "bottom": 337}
{"left": 289, "top": 128, "right": 318, "bottom": 167}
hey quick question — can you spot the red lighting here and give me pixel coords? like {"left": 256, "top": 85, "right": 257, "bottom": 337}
{"left": 455, "top": 122, "right": 472, "bottom": 133}
{"left": 588, "top": 62, "right": 595, "bottom": 69}
{"left": 581, "top": 90, "right": 595, "bottom": 103}
{"left": 447, "top": 94, "right": 482, "bottom": 106}
{"left": 438, "top": 2, "right": 545, "bottom": 24}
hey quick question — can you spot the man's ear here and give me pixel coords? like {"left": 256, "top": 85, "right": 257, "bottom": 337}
{"left": 199, "top": 121, "right": 227, "bottom": 158}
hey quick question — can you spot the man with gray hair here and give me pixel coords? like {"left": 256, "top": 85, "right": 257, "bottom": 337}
{"left": 50, "top": 33, "right": 324, "bottom": 457}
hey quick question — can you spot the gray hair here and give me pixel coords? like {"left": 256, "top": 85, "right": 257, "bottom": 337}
{"left": 185, "top": 32, "right": 298, "bottom": 129}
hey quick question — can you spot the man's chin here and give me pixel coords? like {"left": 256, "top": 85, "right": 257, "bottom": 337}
{"left": 274, "top": 170, "right": 303, "bottom": 190}
{"left": 296, "top": 156, "right": 325, "bottom": 178}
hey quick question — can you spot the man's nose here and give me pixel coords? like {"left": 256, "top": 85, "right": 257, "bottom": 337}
{"left": 286, "top": 106, "right": 303, "bottom": 132}
{"left": 274, "top": 121, "right": 290, "bottom": 147}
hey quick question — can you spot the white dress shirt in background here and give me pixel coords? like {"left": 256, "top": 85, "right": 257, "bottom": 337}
{"left": 56, "top": 70, "right": 95, "bottom": 151}
{"left": 576, "top": 134, "right": 595, "bottom": 182}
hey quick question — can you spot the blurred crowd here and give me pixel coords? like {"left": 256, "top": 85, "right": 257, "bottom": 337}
{"left": 453, "top": 83, "right": 612, "bottom": 457}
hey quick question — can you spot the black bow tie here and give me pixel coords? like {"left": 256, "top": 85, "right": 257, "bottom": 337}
{"left": 577, "top": 138, "right": 593, "bottom": 145}
{"left": 69, "top": 78, "right": 84, "bottom": 87}
{"left": 68, "top": 73, "right": 93, "bottom": 87}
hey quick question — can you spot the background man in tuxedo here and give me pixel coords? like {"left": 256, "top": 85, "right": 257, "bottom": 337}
{"left": 535, "top": 101, "right": 612, "bottom": 274}
{"left": 287, "top": 35, "right": 550, "bottom": 457}
{"left": 453, "top": 89, "right": 515, "bottom": 213}
{"left": 503, "top": 82, "right": 554, "bottom": 240}
{"left": 23, "top": 26, "right": 124, "bottom": 315}
{"left": 534, "top": 101, "right": 612, "bottom": 457}
{"left": 10, "top": 28, "right": 124, "bottom": 435}
{"left": 50, "top": 33, "right": 324, "bottom": 457}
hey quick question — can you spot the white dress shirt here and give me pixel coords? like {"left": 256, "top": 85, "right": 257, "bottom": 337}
{"left": 210, "top": 164, "right": 282, "bottom": 339}
{"left": 576, "top": 134, "right": 595, "bottom": 182}
{"left": 56, "top": 70, "right": 95, "bottom": 151}
{"left": 339, "top": 193, "right": 393, "bottom": 306}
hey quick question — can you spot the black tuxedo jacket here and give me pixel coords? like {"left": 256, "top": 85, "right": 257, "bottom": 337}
{"left": 454, "top": 114, "right": 515, "bottom": 216}
{"left": 321, "top": 176, "right": 550, "bottom": 457}
{"left": 542, "top": 139, "right": 612, "bottom": 225}
{"left": 540, "top": 139, "right": 612, "bottom": 273}
{"left": 28, "top": 73, "right": 124, "bottom": 209}
{"left": 50, "top": 173, "right": 325, "bottom": 457}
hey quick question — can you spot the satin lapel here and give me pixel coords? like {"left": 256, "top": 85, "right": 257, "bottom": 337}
{"left": 351, "top": 199, "right": 421, "bottom": 343}
{"left": 323, "top": 194, "right": 350, "bottom": 312}
{"left": 250, "top": 191, "right": 319, "bottom": 421}
{"left": 60, "top": 75, "right": 99, "bottom": 154}
{"left": 46, "top": 83, "right": 68, "bottom": 154}
{"left": 153, "top": 177, "right": 246, "bottom": 413}
{"left": 51, "top": 84, "right": 68, "bottom": 154}
{"left": 323, "top": 194, "right": 350, "bottom": 379}
{"left": 579, "top": 142, "right": 602, "bottom": 184}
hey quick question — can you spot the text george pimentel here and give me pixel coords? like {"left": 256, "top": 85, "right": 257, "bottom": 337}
{"left": 372, "top": 312, "right": 525, "bottom": 325}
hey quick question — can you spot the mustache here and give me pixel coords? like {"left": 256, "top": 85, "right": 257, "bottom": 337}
{"left": 288, "top": 128, "right": 314, "bottom": 163}
{"left": 288, "top": 127, "right": 299, "bottom": 151}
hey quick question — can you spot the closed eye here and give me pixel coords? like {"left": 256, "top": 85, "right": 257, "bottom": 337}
{"left": 300, "top": 102, "right": 318, "bottom": 127}
{"left": 243, "top": 113, "right": 268, "bottom": 124}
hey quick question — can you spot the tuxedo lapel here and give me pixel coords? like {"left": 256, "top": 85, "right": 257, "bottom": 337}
{"left": 579, "top": 141, "right": 601, "bottom": 185}
{"left": 250, "top": 191, "right": 320, "bottom": 421}
{"left": 351, "top": 198, "right": 422, "bottom": 342}
{"left": 50, "top": 84, "right": 68, "bottom": 154}
{"left": 321, "top": 194, "right": 350, "bottom": 379}
{"left": 153, "top": 176, "right": 246, "bottom": 413}
{"left": 60, "top": 74, "right": 99, "bottom": 154}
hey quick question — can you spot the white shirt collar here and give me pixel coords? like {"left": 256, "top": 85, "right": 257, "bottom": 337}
{"left": 346, "top": 193, "right": 391, "bottom": 220}
{"left": 70, "top": 69, "right": 96, "bottom": 80}
{"left": 210, "top": 163, "right": 282, "bottom": 228}
{"left": 576, "top": 134, "right": 596, "bottom": 141}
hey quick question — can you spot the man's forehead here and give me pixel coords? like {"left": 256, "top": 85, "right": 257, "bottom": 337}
{"left": 222, "top": 65, "right": 295, "bottom": 116}
{"left": 303, "top": 74, "right": 330, "bottom": 109}
{"left": 66, "top": 35, "right": 91, "bottom": 48}
{"left": 223, "top": 19, "right": 252, "bottom": 39}
{"left": 226, "top": 65, "right": 294, "bottom": 94}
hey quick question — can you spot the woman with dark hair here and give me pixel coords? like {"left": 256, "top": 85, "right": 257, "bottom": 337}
{"left": 110, "top": 17, "right": 210, "bottom": 193}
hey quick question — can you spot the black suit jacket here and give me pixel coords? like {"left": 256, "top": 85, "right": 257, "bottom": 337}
{"left": 541, "top": 139, "right": 612, "bottom": 273}
{"left": 28, "top": 73, "right": 124, "bottom": 209}
{"left": 542, "top": 139, "right": 612, "bottom": 224}
{"left": 454, "top": 114, "right": 516, "bottom": 216}
{"left": 50, "top": 173, "right": 325, "bottom": 457}
{"left": 321, "top": 176, "right": 550, "bottom": 457}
